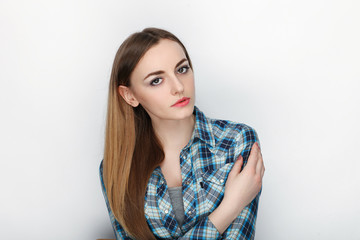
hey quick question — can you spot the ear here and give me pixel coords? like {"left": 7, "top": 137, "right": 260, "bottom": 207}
{"left": 118, "top": 85, "right": 139, "bottom": 107}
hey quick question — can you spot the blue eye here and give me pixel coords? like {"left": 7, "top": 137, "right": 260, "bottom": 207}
{"left": 150, "top": 78, "right": 163, "bottom": 86}
{"left": 177, "top": 65, "right": 190, "bottom": 74}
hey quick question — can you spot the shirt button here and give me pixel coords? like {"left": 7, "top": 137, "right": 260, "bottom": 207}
{"left": 220, "top": 179, "right": 224, "bottom": 183}
{"left": 164, "top": 210, "right": 169, "bottom": 214}
{"left": 188, "top": 210, "right": 192, "bottom": 215}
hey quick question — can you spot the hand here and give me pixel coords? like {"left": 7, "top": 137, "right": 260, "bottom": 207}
{"left": 208, "top": 142, "right": 265, "bottom": 234}
{"left": 223, "top": 142, "right": 265, "bottom": 217}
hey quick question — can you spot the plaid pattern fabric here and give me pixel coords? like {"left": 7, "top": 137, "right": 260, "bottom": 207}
{"left": 100, "top": 106, "right": 261, "bottom": 239}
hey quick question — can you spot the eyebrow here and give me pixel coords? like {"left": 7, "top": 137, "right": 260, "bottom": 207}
{"left": 143, "top": 58, "right": 188, "bottom": 80}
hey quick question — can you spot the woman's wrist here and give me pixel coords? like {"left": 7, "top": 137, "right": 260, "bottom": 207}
{"left": 221, "top": 196, "right": 246, "bottom": 219}
{"left": 208, "top": 197, "right": 240, "bottom": 234}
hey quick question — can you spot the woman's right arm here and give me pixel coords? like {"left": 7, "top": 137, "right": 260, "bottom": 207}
{"left": 177, "top": 142, "right": 264, "bottom": 239}
{"left": 209, "top": 142, "right": 265, "bottom": 234}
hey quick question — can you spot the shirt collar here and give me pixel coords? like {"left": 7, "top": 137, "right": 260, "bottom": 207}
{"left": 151, "top": 106, "right": 216, "bottom": 178}
{"left": 185, "top": 106, "right": 216, "bottom": 150}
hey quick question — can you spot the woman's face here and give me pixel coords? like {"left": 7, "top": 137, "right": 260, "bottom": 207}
{"left": 119, "top": 39, "right": 195, "bottom": 122}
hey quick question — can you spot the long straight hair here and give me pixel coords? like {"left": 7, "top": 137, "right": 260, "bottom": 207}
{"left": 103, "top": 28, "right": 193, "bottom": 239}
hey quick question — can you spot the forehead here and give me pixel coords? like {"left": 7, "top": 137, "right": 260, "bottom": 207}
{"left": 132, "top": 39, "right": 187, "bottom": 78}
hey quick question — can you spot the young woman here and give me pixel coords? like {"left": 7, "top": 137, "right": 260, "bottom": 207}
{"left": 100, "top": 28, "right": 265, "bottom": 239}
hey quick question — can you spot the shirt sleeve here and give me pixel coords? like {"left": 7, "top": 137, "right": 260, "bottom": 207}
{"left": 221, "top": 193, "right": 261, "bottom": 240}
{"left": 176, "top": 195, "right": 260, "bottom": 240}
{"left": 177, "top": 216, "right": 222, "bottom": 239}
{"left": 235, "top": 124, "right": 261, "bottom": 166}
{"left": 99, "top": 161, "right": 132, "bottom": 240}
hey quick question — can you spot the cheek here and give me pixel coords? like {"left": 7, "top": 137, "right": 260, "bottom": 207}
{"left": 186, "top": 76, "right": 195, "bottom": 92}
{"left": 136, "top": 90, "right": 164, "bottom": 107}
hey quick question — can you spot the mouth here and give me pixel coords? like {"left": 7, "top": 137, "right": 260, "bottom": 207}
{"left": 171, "top": 97, "right": 190, "bottom": 107}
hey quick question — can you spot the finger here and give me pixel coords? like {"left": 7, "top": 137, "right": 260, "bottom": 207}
{"left": 255, "top": 151, "right": 264, "bottom": 175}
{"left": 228, "top": 155, "right": 243, "bottom": 179}
{"left": 246, "top": 143, "right": 260, "bottom": 169}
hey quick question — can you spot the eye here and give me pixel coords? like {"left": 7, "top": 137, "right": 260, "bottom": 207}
{"left": 177, "top": 65, "right": 190, "bottom": 74}
{"left": 150, "top": 77, "right": 163, "bottom": 86}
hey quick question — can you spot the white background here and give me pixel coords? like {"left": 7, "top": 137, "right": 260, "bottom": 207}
{"left": 1, "top": 0, "right": 359, "bottom": 239}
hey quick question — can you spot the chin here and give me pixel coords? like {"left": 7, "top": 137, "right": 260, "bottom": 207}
{"left": 173, "top": 104, "right": 194, "bottom": 119}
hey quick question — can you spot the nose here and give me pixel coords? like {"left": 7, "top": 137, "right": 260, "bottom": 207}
{"left": 170, "top": 75, "right": 184, "bottom": 96}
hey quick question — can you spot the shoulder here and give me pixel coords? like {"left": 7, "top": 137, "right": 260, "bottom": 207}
{"left": 193, "top": 106, "right": 259, "bottom": 144}
{"left": 208, "top": 117, "right": 259, "bottom": 146}
{"left": 204, "top": 117, "right": 259, "bottom": 166}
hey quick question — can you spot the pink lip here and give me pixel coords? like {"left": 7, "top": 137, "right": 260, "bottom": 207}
{"left": 171, "top": 97, "right": 190, "bottom": 107}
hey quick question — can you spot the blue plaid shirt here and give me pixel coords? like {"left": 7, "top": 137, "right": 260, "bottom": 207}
{"left": 100, "top": 106, "right": 261, "bottom": 239}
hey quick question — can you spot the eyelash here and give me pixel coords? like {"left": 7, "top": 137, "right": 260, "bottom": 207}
{"left": 150, "top": 78, "right": 163, "bottom": 86}
{"left": 177, "top": 65, "right": 190, "bottom": 74}
{"left": 149, "top": 64, "right": 190, "bottom": 86}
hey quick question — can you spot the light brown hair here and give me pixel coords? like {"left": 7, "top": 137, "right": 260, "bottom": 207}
{"left": 103, "top": 28, "right": 193, "bottom": 239}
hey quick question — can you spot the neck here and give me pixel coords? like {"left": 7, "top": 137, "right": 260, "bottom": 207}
{"left": 151, "top": 114, "right": 195, "bottom": 150}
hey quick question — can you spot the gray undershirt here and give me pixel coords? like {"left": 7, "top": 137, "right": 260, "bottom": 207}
{"left": 168, "top": 186, "right": 185, "bottom": 227}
